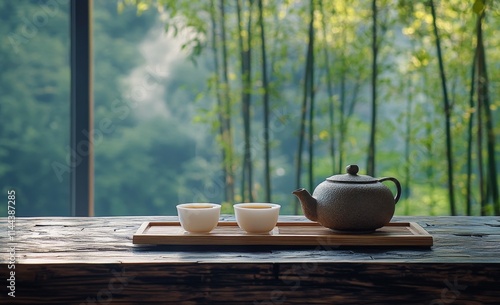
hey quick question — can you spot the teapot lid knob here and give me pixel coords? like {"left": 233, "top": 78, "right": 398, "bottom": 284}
{"left": 346, "top": 164, "right": 359, "bottom": 175}
{"left": 327, "top": 164, "right": 376, "bottom": 183}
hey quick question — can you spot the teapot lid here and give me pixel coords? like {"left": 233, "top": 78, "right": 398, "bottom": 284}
{"left": 326, "top": 165, "right": 377, "bottom": 183}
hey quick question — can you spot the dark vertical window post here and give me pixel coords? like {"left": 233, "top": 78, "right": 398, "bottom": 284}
{"left": 70, "top": 0, "right": 94, "bottom": 216}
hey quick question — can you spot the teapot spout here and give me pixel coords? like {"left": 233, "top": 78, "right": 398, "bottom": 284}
{"left": 292, "top": 188, "right": 318, "bottom": 221}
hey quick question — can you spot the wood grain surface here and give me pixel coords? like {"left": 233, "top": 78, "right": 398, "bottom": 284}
{"left": 1, "top": 216, "right": 499, "bottom": 304}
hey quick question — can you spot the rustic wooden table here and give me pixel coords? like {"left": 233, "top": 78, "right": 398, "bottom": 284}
{"left": 1, "top": 216, "right": 499, "bottom": 304}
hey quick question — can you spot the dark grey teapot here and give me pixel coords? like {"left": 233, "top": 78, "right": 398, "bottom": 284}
{"left": 293, "top": 165, "right": 401, "bottom": 232}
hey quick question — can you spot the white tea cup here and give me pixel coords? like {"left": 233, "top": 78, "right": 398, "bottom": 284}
{"left": 233, "top": 203, "right": 281, "bottom": 233}
{"left": 176, "top": 203, "right": 221, "bottom": 233}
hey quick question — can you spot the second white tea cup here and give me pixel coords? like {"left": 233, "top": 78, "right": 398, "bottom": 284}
{"left": 233, "top": 203, "right": 281, "bottom": 233}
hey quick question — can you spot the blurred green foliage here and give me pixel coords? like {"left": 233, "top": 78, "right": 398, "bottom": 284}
{"left": 1, "top": 0, "right": 499, "bottom": 217}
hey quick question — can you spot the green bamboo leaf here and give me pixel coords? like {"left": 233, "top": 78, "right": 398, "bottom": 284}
{"left": 473, "top": 0, "right": 485, "bottom": 14}
{"left": 117, "top": 1, "right": 125, "bottom": 14}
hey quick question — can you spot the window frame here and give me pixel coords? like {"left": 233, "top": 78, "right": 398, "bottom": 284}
{"left": 70, "top": 0, "right": 93, "bottom": 216}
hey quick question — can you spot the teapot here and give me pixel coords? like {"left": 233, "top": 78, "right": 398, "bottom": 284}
{"left": 293, "top": 164, "right": 401, "bottom": 232}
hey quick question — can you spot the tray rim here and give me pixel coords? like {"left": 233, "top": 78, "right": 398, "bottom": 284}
{"left": 132, "top": 221, "right": 433, "bottom": 247}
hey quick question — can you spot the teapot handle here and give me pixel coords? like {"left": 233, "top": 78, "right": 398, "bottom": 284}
{"left": 377, "top": 177, "right": 402, "bottom": 204}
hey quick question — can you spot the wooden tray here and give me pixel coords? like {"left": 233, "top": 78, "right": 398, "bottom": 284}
{"left": 133, "top": 221, "right": 433, "bottom": 247}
